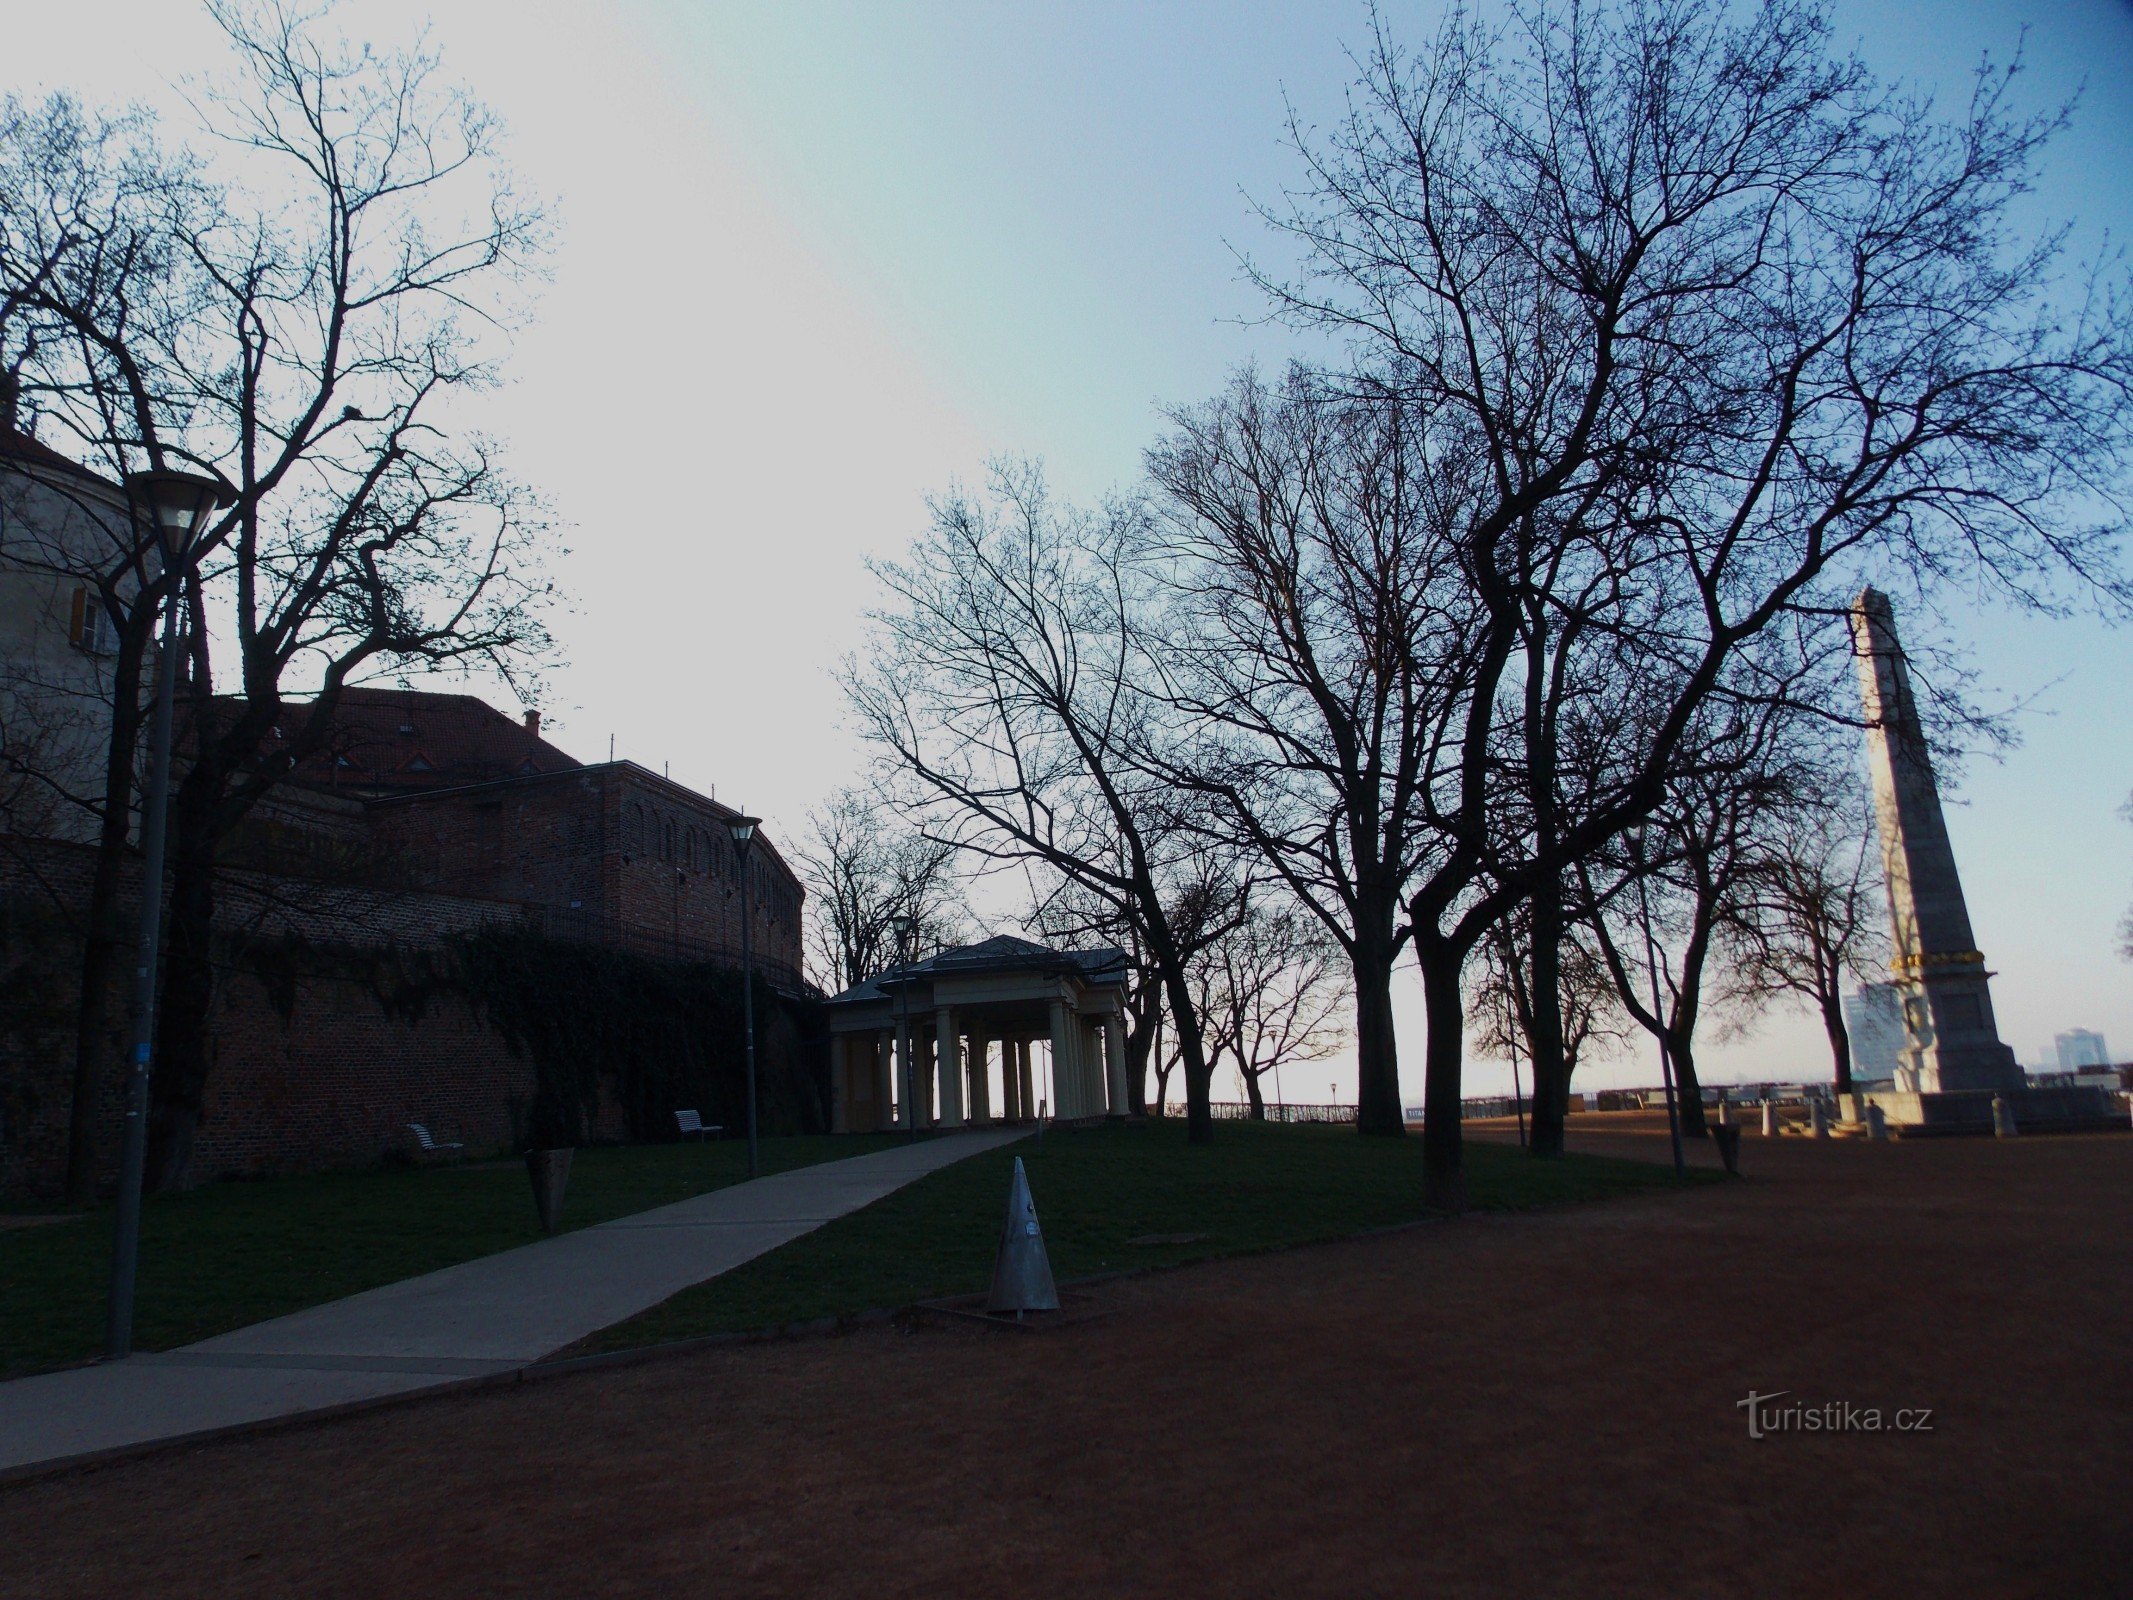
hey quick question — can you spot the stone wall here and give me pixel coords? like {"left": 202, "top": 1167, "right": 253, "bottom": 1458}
{"left": 368, "top": 764, "right": 808, "bottom": 988}
{"left": 0, "top": 836, "right": 627, "bottom": 1197}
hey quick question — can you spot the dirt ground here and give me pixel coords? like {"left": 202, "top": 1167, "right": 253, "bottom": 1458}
{"left": 6, "top": 1116, "right": 2129, "bottom": 1599}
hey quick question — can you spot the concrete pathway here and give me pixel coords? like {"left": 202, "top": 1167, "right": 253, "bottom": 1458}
{"left": 0, "top": 1127, "right": 1027, "bottom": 1476}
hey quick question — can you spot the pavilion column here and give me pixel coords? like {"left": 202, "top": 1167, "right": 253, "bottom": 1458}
{"left": 936, "top": 1007, "right": 965, "bottom": 1126}
{"left": 1001, "top": 1038, "right": 1022, "bottom": 1120}
{"left": 1104, "top": 1012, "right": 1128, "bottom": 1118}
{"left": 896, "top": 1023, "right": 919, "bottom": 1130}
{"left": 873, "top": 1033, "right": 893, "bottom": 1134}
{"left": 968, "top": 1028, "right": 992, "bottom": 1122}
{"left": 1049, "top": 999, "right": 1074, "bottom": 1118}
{"left": 1081, "top": 1018, "right": 1102, "bottom": 1115}
{"left": 1017, "top": 1039, "right": 1035, "bottom": 1121}
{"left": 831, "top": 1035, "right": 850, "bottom": 1134}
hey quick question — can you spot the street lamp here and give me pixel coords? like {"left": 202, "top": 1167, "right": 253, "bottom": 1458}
{"left": 107, "top": 466, "right": 234, "bottom": 1361}
{"left": 727, "top": 814, "right": 761, "bottom": 1179}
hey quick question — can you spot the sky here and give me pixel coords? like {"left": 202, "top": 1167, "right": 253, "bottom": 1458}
{"left": 8, "top": 0, "right": 2132, "bottom": 1100}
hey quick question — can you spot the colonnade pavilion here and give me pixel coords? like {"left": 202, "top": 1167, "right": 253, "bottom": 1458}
{"left": 824, "top": 935, "right": 1131, "bottom": 1133}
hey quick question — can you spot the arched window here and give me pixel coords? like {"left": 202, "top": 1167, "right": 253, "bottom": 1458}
{"left": 624, "top": 803, "right": 645, "bottom": 858}
{"left": 661, "top": 817, "right": 675, "bottom": 862}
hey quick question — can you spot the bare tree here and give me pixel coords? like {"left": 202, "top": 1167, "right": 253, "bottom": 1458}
{"left": 1206, "top": 894, "right": 1351, "bottom": 1118}
{"left": 846, "top": 462, "right": 1231, "bottom": 1141}
{"left": 1021, "top": 850, "right": 1241, "bottom": 1118}
{"left": 794, "top": 784, "right": 968, "bottom": 995}
{"left": 1146, "top": 369, "right": 1475, "bottom": 1139}
{"left": 3, "top": 3, "right": 556, "bottom": 1187}
{"left": 0, "top": 95, "right": 224, "bottom": 1198}
{"left": 1727, "top": 791, "right": 1889, "bottom": 1091}
{"left": 1574, "top": 682, "right": 1834, "bottom": 1137}
{"left": 1470, "top": 906, "right": 1623, "bottom": 1111}
{"left": 1247, "top": 0, "right": 2133, "bottom": 1204}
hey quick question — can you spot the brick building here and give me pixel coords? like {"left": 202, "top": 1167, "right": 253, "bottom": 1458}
{"left": 0, "top": 425, "right": 814, "bottom": 1193}
{"left": 241, "top": 687, "right": 807, "bottom": 989}
{"left": 0, "top": 686, "right": 811, "bottom": 1194}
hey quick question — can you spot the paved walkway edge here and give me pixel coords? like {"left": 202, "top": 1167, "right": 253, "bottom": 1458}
{"left": 0, "top": 1129, "right": 1028, "bottom": 1481}
{"left": 0, "top": 1305, "right": 906, "bottom": 1490}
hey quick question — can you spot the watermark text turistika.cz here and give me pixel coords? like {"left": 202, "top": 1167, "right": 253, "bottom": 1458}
{"left": 1737, "top": 1391, "right": 1935, "bottom": 1440}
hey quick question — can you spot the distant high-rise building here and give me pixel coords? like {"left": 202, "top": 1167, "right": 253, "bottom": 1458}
{"left": 1843, "top": 984, "right": 1906, "bottom": 1082}
{"left": 2054, "top": 1029, "right": 2110, "bottom": 1070}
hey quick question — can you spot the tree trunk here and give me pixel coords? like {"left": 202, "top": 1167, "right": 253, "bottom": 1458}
{"left": 1820, "top": 990, "right": 1853, "bottom": 1093}
{"left": 1351, "top": 933, "right": 1405, "bottom": 1137}
{"left": 1242, "top": 1066, "right": 1266, "bottom": 1120}
{"left": 1672, "top": 905, "right": 1715, "bottom": 1137}
{"left": 64, "top": 629, "right": 153, "bottom": 1204}
{"left": 1154, "top": 948, "right": 1215, "bottom": 1146}
{"left": 1124, "top": 987, "right": 1157, "bottom": 1116}
{"left": 1668, "top": 1028, "right": 1710, "bottom": 1138}
{"left": 1416, "top": 939, "right": 1467, "bottom": 1213}
{"left": 1524, "top": 883, "right": 1570, "bottom": 1158}
{"left": 144, "top": 792, "right": 218, "bottom": 1191}
{"left": 64, "top": 842, "right": 128, "bottom": 1203}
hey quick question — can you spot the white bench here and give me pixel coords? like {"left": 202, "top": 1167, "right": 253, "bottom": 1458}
{"left": 675, "top": 1109, "right": 722, "bottom": 1141}
{"left": 408, "top": 1122, "right": 464, "bottom": 1162}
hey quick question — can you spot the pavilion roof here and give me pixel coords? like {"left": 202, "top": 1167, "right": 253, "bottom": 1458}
{"left": 827, "top": 934, "right": 1129, "bottom": 1005}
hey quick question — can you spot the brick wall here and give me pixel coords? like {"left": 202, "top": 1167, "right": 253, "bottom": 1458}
{"left": 0, "top": 836, "right": 620, "bottom": 1197}
{"left": 370, "top": 764, "right": 808, "bottom": 988}
{"left": 193, "top": 956, "right": 540, "bottom": 1180}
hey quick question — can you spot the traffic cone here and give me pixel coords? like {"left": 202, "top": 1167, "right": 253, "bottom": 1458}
{"left": 986, "top": 1156, "right": 1059, "bottom": 1315}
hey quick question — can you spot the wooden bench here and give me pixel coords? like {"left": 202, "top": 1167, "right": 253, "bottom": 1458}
{"left": 675, "top": 1109, "right": 722, "bottom": 1141}
{"left": 407, "top": 1122, "right": 464, "bottom": 1162}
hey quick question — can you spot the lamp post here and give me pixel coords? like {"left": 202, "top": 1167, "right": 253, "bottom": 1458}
{"left": 1509, "top": 1027, "right": 1527, "bottom": 1148}
{"left": 106, "top": 467, "right": 234, "bottom": 1361}
{"left": 728, "top": 814, "right": 761, "bottom": 1179}
{"left": 890, "top": 914, "right": 916, "bottom": 1140}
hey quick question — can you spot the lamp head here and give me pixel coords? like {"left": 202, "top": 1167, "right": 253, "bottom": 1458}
{"left": 727, "top": 814, "right": 761, "bottom": 852}
{"left": 124, "top": 468, "right": 235, "bottom": 563}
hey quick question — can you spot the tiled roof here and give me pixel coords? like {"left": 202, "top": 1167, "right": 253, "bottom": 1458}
{"left": 0, "top": 423, "right": 116, "bottom": 487}
{"left": 248, "top": 687, "right": 582, "bottom": 794}
{"left": 828, "top": 936, "right": 1130, "bottom": 1004}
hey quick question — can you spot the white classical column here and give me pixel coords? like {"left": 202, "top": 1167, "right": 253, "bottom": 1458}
{"left": 873, "top": 1033, "right": 893, "bottom": 1133}
{"left": 1018, "top": 1039, "right": 1035, "bottom": 1120}
{"left": 1104, "top": 1012, "right": 1129, "bottom": 1117}
{"left": 1001, "top": 1038, "right": 1022, "bottom": 1120}
{"left": 968, "top": 1028, "right": 992, "bottom": 1122}
{"left": 1048, "top": 999, "right": 1074, "bottom": 1118}
{"left": 831, "top": 1035, "right": 850, "bottom": 1134}
{"left": 1081, "top": 1019, "right": 1102, "bottom": 1114}
{"left": 936, "top": 1006, "right": 965, "bottom": 1126}
{"left": 896, "top": 1023, "right": 918, "bottom": 1130}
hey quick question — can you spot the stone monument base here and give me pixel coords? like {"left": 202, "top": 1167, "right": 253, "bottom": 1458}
{"left": 1892, "top": 1045, "right": 2025, "bottom": 1096}
{"left": 1840, "top": 1085, "right": 2121, "bottom": 1135}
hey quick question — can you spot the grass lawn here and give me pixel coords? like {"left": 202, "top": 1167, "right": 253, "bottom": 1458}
{"left": 578, "top": 1118, "right": 1720, "bottom": 1353}
{"left": 0, "top": 1134, "right": 903, "bottom": 1379}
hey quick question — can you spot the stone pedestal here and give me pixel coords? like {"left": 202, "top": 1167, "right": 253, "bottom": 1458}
{"left": 1844, "top": 1083, "right": 2118, "bottom": 1133}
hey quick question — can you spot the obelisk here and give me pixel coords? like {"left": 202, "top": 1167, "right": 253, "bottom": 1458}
{"left": 1849, "top": 589, "right": 2023, "bottom": 1094}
